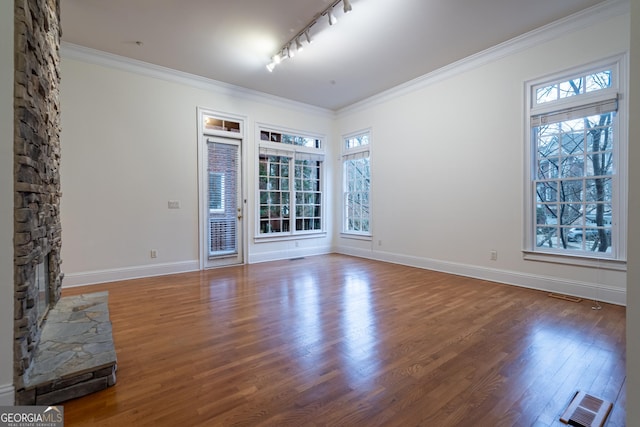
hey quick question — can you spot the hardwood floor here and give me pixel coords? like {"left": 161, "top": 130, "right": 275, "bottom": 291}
{"left": 60, "top": 254, "right": 626, "bottom": 426}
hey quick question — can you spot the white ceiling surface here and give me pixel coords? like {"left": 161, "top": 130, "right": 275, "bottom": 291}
{"left": 60, "top": 0, "right": 607, "bottom": 111}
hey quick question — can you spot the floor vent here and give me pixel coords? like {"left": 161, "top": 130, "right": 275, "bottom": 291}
{"left": 549, "top": 293, "right": 583, "bottom": 303}
{"left": 560, "top": 390, "right": 612, "bottom": 427}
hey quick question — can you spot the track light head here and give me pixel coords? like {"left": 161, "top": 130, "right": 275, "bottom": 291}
{"left": 295, "top": 37, "right": 304, "bottom": 52}
{"left": 266, "top": 62, "right": 276, "bottom": 72}
{"left": 304, "top": 29, "right": 312, "bottom": 45}
{"left": 343, "top": 0, "right": 352, "bottom": 13}
{"left": 328, "top": 9, "right": 337, "bottom": 25}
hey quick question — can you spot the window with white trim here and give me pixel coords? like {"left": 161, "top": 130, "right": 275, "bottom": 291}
{"left": 257, "top": 128, "right": 324, "bottom": 236}
{"left": 342, "top": 131, "right": 371, "bottom": 235}
{"left": 525, "top": 58, "right": 626, "bottom": 264}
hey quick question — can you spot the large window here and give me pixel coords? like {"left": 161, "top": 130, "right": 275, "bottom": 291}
{"left": 257, "top": 128, "right": 324, "bottom": 237}
{"left": 525, "top": 58, "right": 626, "bottom": 266}
{"left": 342, "top": 131, "right": 371, "bottom": 236}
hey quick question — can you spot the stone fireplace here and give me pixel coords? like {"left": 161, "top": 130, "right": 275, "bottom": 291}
{"left": 13, "top": 0, "right": 116, "bottom": 405}
{"left": 13, "top": 0, "right": 65, "bottom": 402}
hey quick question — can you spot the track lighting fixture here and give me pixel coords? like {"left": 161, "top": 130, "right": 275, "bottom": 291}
{"left": 327, "top": 8, "right": 337, "bottom": 26}
{"left": 266, "top": 0, "right": 353, "bottom": 72}
{"left": 343, "top": 0, "right": 352, "bottom": 14}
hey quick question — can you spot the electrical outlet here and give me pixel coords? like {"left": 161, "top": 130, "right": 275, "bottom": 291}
{"left": 378, "top": 240, "right": 382, "bottom": 246}
{"left": 490, "top": 250, "right": 498, "bottom": 261}
{"left": 150, "top": 249, "right": 158, "bottom": 258}
{"left": 168, "top": 200, "right": 180, "bottom": 209}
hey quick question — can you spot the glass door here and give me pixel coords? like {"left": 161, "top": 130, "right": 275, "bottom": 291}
{"left": 205, "top": 138, "right": 242, "bottom": 267}
{"left": 199, "top": 110, "right": 244, "bottom": 269}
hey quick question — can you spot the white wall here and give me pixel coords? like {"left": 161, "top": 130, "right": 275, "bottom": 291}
{"left": 59, "top": 53, "right": 335, "bottom": 285}
{"left": 50, "top": 1, "right": 637, "bottom": 421}
{"left": 626, "top": 2, "right": 639, "bottom": 425}
{"left": 0, "top": 0, "right": 15, "bottom": 405}
{"left": 335, "top": 8, "right": 630, "bottom": 305}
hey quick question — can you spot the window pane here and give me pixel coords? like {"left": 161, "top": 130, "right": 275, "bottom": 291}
{"left": 561, "top": 132, "right": 584, "bottom": 155}
{"left": 585, "top": 178, "right": 611, "bottom": 202}
{"left": 559, "top": 78, "right": 583, "bottom": 98}
{"left": 536, "top": 204, "right": 556, "bottom": 225}
{"left": 536, "top": 227, "right": 559, "bottom": 248}
{"left": 537, "top": 182, "right": 558, "bottom": 203}
{"left": 561, "top": 157, "right": 584, "bottom": 178}
{"left": 537, "top": 159, "right": 559, "bottom": 179}
{"left": 585, "top": 70, "right": 611, "bottom": 92}
{"left": 536, "top": 132, "right": 559, "bottom": 157}
{"left": 536, "top": 84, "right": 557, "bottom": 104}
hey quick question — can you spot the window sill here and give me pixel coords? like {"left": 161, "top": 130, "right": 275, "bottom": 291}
{"left": 523, "top": 250, "right": 626, "bottom": 271}
{"left": 254, "top": 231, "right": 327, "bottom": 243}
{"left": 340, "top": 232, "right": 372, "bottom": 241}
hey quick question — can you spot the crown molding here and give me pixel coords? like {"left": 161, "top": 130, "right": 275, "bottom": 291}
{"left": 60, "top": 42, "right": 335, "bottom": 118}
{"left": 337, "top": 0, "right": 630, "bottom": 117}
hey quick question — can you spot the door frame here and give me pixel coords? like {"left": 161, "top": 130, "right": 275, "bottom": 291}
{"left": 197, "top": 107, "right": 247, "bottom": 270}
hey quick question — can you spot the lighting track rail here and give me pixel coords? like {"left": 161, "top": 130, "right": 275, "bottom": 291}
{"left": 266, "top": 0, "right": 352, "bottom": 72}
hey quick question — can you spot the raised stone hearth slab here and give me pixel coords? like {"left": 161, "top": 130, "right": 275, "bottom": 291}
{"left": 22, "top": 292, "right": 117, "bottom": 405}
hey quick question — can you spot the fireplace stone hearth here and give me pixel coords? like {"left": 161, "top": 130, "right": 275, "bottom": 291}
{"left": 21, "top": 292, "right": 117, "bottom": 405}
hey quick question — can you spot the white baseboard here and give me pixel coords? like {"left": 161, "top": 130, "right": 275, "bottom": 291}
{"left": 337, "top": 246, "right": 626, "bottom": 306}
{"left": 62, "top": 260, "right": 200, "bottom": 288}
{"left": 60, "top": 249, "right": 626, "bottom": 306}
{"left": 248, "top": 245, "right": 332, "bottom": 264}
{"left": 0, "top": 383, "right": 14, "bottom": 405}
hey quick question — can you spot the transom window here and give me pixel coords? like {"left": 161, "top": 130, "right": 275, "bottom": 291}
{"left": 257, "top": 127, "right": 324, "bottom": 237}
{"left": 525, "top": 58, "right": 626, "bottom": 266}
{"left": 342, "top": 131, "right": 371, "bottom": 236}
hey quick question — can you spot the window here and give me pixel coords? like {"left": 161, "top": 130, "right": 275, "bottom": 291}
{"left": 525, "top": 58, "right": 626, "bottom": 266}
{"left": 257, "top": 128, "right": 324, "bottom": 237}
{"left": 342, "top": 131, "right": 371, "bottom": 235}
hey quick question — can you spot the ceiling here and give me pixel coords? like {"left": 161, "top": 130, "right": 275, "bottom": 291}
{"left": 60, "top": 0, "right": 608, "bottom": 111}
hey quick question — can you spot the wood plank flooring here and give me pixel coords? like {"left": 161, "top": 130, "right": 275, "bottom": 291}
{"left": 60, "top": 254, "right": 626, "bottom": 426}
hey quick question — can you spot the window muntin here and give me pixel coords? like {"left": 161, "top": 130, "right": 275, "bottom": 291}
{"left": 527, "top": 60, "right": 624, "bottom": 262}
{"left": 257, "top": 127, "right": 324, "bottom": 237}
{"left": 342, "top": 131, "right": 371, "bottom": 235}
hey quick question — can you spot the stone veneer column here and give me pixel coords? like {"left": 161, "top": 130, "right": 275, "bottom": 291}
{"left": 13, "top": 0, "right": 63, "bottom": 404}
